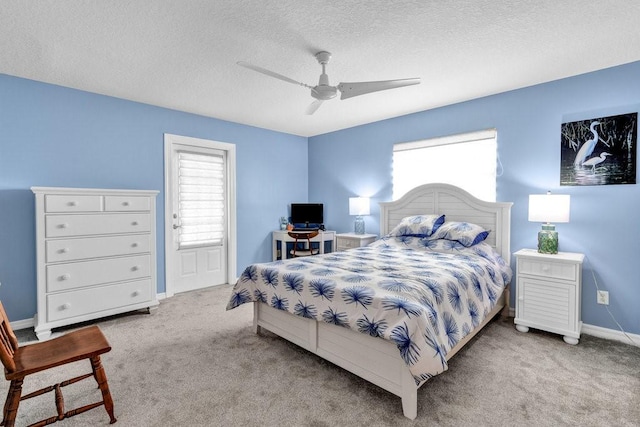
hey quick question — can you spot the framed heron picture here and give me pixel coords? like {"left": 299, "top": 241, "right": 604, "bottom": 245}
{"left": 560, "top": 112, "right": 637, "bottom": 186}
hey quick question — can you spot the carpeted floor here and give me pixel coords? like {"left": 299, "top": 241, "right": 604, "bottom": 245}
{"left": 5, "top": 285, "right": 640, "bottom": 426}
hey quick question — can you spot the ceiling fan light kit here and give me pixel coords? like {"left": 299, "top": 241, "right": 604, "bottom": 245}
{"left": 238, "top": 51, "right": 420, "bottom": 114}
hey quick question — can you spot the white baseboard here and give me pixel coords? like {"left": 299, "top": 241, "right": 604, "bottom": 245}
{"left": 582, "top": 323, "right": 640, "bottom": 347}
{"left": 10, "top": 317, "right": 35, "bottom": 331}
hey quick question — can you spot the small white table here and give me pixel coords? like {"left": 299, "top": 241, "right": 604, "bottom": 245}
{"left": 335, "top": 233, "right": 377, "bottom": 251}
{"left": 513, "top": 249, "right": 585, "bottom": 344}
{"left": 272, "top": 230, "right": 336, "bottom": 261}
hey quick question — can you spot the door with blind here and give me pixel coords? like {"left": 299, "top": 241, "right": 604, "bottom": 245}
{"left": 164, "top": 134, "right": 236, "bottom": 296}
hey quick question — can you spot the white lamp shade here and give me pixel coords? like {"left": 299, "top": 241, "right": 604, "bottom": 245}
{"left": 349, "top": 197, "right": 370, "bottom": 216}
{"left": 528, "top": 194, "right": 570, "bottom": 223}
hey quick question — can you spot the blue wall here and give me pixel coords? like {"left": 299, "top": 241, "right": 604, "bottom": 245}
{"left": 0, "top": 74, "right": 307, "bottom": 322}
{"left": 308, "top": 61, "right": 640, "bottom": 335}
{"left": 2, "top": 61, "right": 639, "bottom": 336}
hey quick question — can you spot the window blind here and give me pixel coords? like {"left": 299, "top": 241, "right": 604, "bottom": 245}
{"left": 178, "top": 151, "right": 225, "bottom": 248}
{"left": 392, "top": 129, "right": 498, "bottom": 201}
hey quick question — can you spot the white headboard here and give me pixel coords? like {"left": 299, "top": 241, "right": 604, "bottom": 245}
{"left": 379, "top": 183, "right": 513, "bottom": 261}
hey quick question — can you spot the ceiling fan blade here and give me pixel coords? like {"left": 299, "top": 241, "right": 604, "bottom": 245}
{"left": 337, "top": 78, "right": 420, "bottom": 100}
{"left": 237, "top": 61, "right": 313, "bottom": 89}
{"left": 306, "top": 99, "right": 323, "bottom": 115}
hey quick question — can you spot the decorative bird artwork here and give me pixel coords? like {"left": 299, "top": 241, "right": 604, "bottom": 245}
{"left": 573, "top": 121, "right": 601, "bottom": 167}
{"left": 560, "top": 112, "right": 636, "bottom": 186}
{"left": 582, "top": 152, "right": 611, "bottom": 172}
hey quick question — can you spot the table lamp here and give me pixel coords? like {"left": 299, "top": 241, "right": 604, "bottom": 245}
{"left": 528, "top": 192, "right": 570, "bottom": 254}
{"left": 349, "top": 197, "right": 370, "bottom": 235}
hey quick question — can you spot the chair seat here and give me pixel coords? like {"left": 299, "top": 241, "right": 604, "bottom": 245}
{"left": 8, "top": 326, "right": 111, "bottom": 381}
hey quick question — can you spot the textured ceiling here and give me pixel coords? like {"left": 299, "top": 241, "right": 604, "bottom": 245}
{"left": 1, "top": 1, "right": 639, "bottom": 137}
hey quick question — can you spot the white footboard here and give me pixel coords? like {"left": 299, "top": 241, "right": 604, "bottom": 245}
{"left": 254, "top": 301, "right": 419, "bottom": 419}
{"left": 253, "top": 288, "right": 507, "bottom": 420}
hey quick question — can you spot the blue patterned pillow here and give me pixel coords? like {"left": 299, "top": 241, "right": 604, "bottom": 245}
{"left": 388, "top": 214, "right": 445, "bottom": 237}
{"left": 428, "top": 221, "right": 490, "bottom": 247}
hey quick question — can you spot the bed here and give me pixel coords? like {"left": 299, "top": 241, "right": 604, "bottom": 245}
{"left": 227, "top": 183, "right": 513, "bottom": 419}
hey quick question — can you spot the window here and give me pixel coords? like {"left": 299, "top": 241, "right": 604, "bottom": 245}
{"left": 177, "top": 150, "right": 226, "bottom": 248}
{"left": 392, "top": 129, "right": 498, "bottom": 201}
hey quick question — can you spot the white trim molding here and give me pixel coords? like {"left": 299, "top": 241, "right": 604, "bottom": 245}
{"left": 11, "top": 318, "right": 35, "bottom": 331}
{"left": 582, "top": 323, "right": 640, "bottom": 347}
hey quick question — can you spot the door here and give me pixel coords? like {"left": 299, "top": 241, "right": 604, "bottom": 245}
{"left": 164, "top": 134, "right": 236, "bottom": 296}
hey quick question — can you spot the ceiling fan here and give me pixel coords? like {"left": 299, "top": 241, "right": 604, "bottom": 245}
{"left": 237, "top": 51, "right": 420, "bottom": 115}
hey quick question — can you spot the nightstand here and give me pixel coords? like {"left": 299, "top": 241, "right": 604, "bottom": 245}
{"left": 513, "top": 249, "right": 585, "bottom": 344}
{"left": 335, "top": 233, "right": 377, "bottom": 251}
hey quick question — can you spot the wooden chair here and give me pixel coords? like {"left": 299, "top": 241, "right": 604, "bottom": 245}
{"left": 0, "top": 302, "right": 116, "bottom": 427}
{"left": 288, "top": 231, "right": 320, "bottom": 257}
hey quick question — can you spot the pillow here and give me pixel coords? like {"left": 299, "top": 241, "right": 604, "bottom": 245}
{"left": 428, "top": 221, "right": 490, "bottom": 247}
{"left": 388, "top": 214, "right": 445, "bottom": 237}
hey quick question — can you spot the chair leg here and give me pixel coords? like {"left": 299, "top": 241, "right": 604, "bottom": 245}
{"left": 90, "top": 356, "right": 117, "bottom": 424}
{"left": 1, "top": 379, "right": 23, "bottom": 427}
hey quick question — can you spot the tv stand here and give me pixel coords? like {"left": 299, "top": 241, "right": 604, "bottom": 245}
{"left": 272, "top": 230, "right": 336, "bottom": 261}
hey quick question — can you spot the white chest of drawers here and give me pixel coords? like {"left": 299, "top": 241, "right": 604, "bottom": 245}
{"left": 32, "top": 187, "right": 159, "bottom": 340}
{"left": 513, "top": 249, "right": 585, "bottom": 345}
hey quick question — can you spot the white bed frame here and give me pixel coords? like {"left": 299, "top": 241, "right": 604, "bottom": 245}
{"left": 252, "top": 183, "right": 513, "bottom": 419}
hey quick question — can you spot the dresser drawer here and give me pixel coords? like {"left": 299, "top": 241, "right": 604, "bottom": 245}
{"left": 46, "top": 234, "right": 151, "bottom": 263}
{"left": 518, "top": 258, "right": 578, "bottom": 281}
{"left": 45, "top": 195, "right": 102, "bottom": 212}
{"left": 45, "top": 213, "right": 150, "bottom": 237}
{"left": 46, "top": 279, "right": 153, "bottom": 322}
{"left": 46, "top": 254, "right": 150, "bottom": 292}
{"left": 105, "top": 196, "right": 151, "bottom": 212}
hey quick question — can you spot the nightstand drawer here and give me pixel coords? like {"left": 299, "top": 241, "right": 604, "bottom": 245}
{"left": 518, "top": 258, "right": 578, "bottom": 281}
{"left": 338, "top": 238, "right": 358, "bottom": 250}
{"left": 335, "top": 233, "right": 377, "bottom": 251}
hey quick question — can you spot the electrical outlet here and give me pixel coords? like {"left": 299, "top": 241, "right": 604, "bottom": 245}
{"left": 597, "top": 290, "right": 609, "bottom": 305}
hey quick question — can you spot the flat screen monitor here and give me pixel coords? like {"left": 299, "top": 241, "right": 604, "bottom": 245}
{"left": 290, "top": 203, "right": 323, "bottom": 227}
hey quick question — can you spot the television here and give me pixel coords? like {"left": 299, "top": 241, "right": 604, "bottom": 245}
{"left": 290, "top": 203, "right": 324, "bottom": 228}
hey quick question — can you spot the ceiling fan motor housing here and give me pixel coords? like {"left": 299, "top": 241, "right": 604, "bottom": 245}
{"left": 312, "top": 76, "right": 338, "bottom": 100}
{"left": 312, "top": 51, "right": 337, "bottom": 100}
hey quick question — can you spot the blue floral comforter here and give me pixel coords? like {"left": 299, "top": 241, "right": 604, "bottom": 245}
{"left": 227, "top": 237, "right": 512, "bottom": 386}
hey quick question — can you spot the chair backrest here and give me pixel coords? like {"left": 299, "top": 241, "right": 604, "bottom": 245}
{"left": 0, "top": 301, "right": 19, "bottom": 373}
{"left": 287, "top": 231, "right": 319, "bottom": 240}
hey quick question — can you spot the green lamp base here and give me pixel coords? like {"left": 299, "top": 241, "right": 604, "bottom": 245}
{"left": 538, "top": 224, "right": 558, "bottom": 254}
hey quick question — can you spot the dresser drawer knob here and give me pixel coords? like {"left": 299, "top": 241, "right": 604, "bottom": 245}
{"left": 60, "top": 303, "right": 71, "bottom": 310}
{"left": 58, "top": 223, "right": 69, "bottom": 229}
{"left": 131, "top": 221, "right": 139, "bottom": 226}
{"left": 58, "top": 248, "right": 69, "bottom": 254}
{"left": 67, "top": 201, "right": 77, "bottom": 207}
{"left": 131, "top": 265, "right": 140, "bottom": 271}
{"left": 122, "top": 201, "right": 130, "bottom": 206}
{"left": 59, "top": 274, "right": 71, "bottom": 281}
{"left": 131, "top": 290, "right": 140, "bottom": 297}
{"left": 131, "top": 242, "right": 138, "bottom": 247}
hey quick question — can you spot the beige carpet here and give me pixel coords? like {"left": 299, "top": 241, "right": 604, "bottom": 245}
{"left": 5, "top": 285, "right": 640, "bottom": 426}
